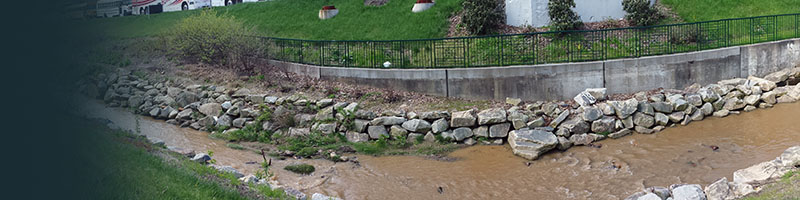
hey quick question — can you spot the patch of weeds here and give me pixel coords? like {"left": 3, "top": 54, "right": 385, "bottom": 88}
{"left": 435, "top": 134, "right": 452, "bottom": 144}
{"left": 277, "top": 132, "right": 345, "bottom": 158}
{"left": 226, "top": 143, "right": 245, "bottom": 150}
{"left": 284, "top": 164, "right": 315, "bottom": 175}
{"left": 414, "top": 134, "right": 425, "bottom": 144}
{"left": 252, "top": 184, "right": 291, "bottom": 199}
{"left": 415, "top": 143, "right": 459, "bottom": 155}
{"left": 360, "top": 91, "right": 382, "bottom": 100}
{"left": 597, "top": 131, "right": 611, "bottom": 136}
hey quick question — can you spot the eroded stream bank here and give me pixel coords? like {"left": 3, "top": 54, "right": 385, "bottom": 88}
{"left": 84, "top": 100, "right": 800, "bottom": 200}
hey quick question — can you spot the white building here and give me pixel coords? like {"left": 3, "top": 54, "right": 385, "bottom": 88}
{"left": 505, "top": 0, "right": 655, "bottom": 27}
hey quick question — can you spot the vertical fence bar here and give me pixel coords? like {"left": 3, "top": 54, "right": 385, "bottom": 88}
{"left": 463, "top": 38, "right": 468, "bottom": 68}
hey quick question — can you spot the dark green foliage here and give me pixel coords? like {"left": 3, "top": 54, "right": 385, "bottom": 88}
{"left": 461, "top": 0, "right": 505, "bottom": 35}
{"left": 548, "top": 0, "right": 582, "bottom": 31}
{"left": 622, "top": 0, "right": 662, "bottom": 26}
{"left": 284, "top": 164, "right": 315, "bottom": 175}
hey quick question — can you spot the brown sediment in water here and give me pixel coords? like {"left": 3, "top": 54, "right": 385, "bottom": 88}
{"left": 83, "top": 101, "right": 800, "bottom": 200}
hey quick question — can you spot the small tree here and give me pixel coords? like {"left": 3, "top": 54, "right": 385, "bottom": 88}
{"left": 622, "top": 0, "right": 662, "bottom": 26}
{"left": 548, "top": 0, "right": 582, "bottom": 31}
{"left": 462, "top": 0, "right": 505, "bottom": 35}
{"left": 167, "top": 10, "right": 263, "bottom": 71}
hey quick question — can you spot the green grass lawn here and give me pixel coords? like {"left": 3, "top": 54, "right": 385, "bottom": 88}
{"left": 661, "top": 0, "right": 800, "bottom": 22}
{"left": 81, "top": 0, "right": 463, "bottom": 40}
{"left": 73, "top": 122, "right": 251, "bottom": 199}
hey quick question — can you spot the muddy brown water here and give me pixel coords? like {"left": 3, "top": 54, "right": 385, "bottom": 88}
{"left": 82, "top": 100, "right": 800, "bottom": 200}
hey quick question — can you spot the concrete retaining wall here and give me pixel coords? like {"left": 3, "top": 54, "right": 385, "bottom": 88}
{"left": 505, "top": 0, "right": 655, "bottom": 27}
{"left": 269, "top": 38, "right": 800, "bottom": 101}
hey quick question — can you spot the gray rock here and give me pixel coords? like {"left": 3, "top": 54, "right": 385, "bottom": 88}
{"left": 743, "top": 94, "right": 761, "bottom": 105}
{"left": 176, "top": 109, "right": 193, "bottom": 120}
{"left": 765, "top": 69, "right": 791, "bottom": 83}
{"left": 777, "top": 94, "right": 798, "bottom": 103}
{"left": 424, "top": 132, "right": 436, "bottom": 142}
{"left": 712, "top": 98, "right": 725, "bottom": 111}
{"left": 761, "top": 91, "right": 777, "bottom": 104}
{"left": 633, "top": 112, "right": 655, "bottom": 128}
{"left": 569, "top": 134, "right": 596, "bottom": 145}
{"left": 232, "top": 118, "right": 251, "bottom": 128}
{"left": 316, "top": 99, "right": 334, "bottom": 107}
{"left": 343, "top": 102, "right": 359, "bottom": 113}
{"left": 608, "top": 129, "right": 632, "bottom": 139}
{"left": 221, "top": 101, "right": 232, "bottom": 110}
{"left": 452, "top": 127, "right": 473, "bottom": 141}
{"left": 149, "top": 107, "right": 160, "bottom": 117}
{"left": 549, "top": 110, "right": 570, "bottom": 128}
{"left": 508, "top": 129, "right": 558, "bottom": 160}
{"left": 473, "top": 126, "right": 489, "bottom": 137}
{"left": 431, "top": 118, "right": 449, "bottom": 134}
{"left": 650, "top": 93, "right": 666, "bottom": 102}
{"left": 232, "top": 88, "right": 251, "bottom": 98}
{"left": 560, "top": 118, "right": 590, "bottom": 136}
{"left": 704, "top": 177, "right": 735, "bottom": 200}
{"left": 701, "top": 103, "right": 714, "bottom": 116}
{"left": 389, "top": 125, "right": 408, "bottom": 139}
{"left": 652, "top": 102, "right": 674, "bottom": 113}
{"left": 527, "top": 117, "right": 546, "bottom": 128}
{"left": 610, "top": 98, "right": 639, "bottom": 119}
{"left": 573, "top": 90, "right": 598, "bottom": 107}
{"left": 690, "top": 109, "right": 704, "bottom": 121}
{"left": 671, "top": 184, "right": 707, "bottom": 200}
{"left": 199, "top": 103, "right": 222, "bottom": 117}
{"left": 345, "top": 131, "right": 369, "bottom": 142}
{"left": 419, "top": 111, "right": 449, "bottom": 120}
{"left": 367, "top": 126, "right": 388, "bottom": 139}
{"left": 128, "top": 95, "right": 144, "bottom": 108}
{"left": 507, "top": 111, "right": 530, "bottom": 130}
{"left": 622, "top": 116, "right": 635, "bottom": 128}
{"left": 191, "top": 153, "right": 211, "bottom": 163}
{"left": 687, "top": 94, "right": 703, "bottom": 107}
{"left": 369, "top": 116, "right": 407, "bottom": 126}
{"left": 354, "top": 110, "right": 377, "bottom": 119}
{"left": 246, "top": 94, "right": 266, "bottom": 104}
{"left": 477, "top": 108, "right": 507, "bottom": 125}
{"left": 635, "top": 125, "right": 655, "bottom": 134}
{"left": 654, "top": 112, "right": 669, "bottom": 126}
{"left": 556, "top": 136, "right": 573, "bottom": 150}
{"left": 294, "top": 114, "right": 315, "bottom": 127}
{"left": 451, "top": 110, "right": 476, "bottom": 127}
{"left": 216, "top": 115, "right": 232, "bottom": 127}
{"left": 582, "top": 106, "right": 603, "bottom": 122}
{"left": 353, "top": 119, "right": 369, "bottom": 133}
{"left": 722, "top": 98, "right": 746, "bottom": 111}
{"left": 591, "top": 117, "right": 616, "bottom": 134}
{"left": 489, "top": 123, "right": 511, "bottom": 138}
{"left": 597, "top": 102, "right": 615, "bottom": 116}
{"left": 743, "top": 105, "right": 756, "bottom": 112}
{"left": 225, "top": 105, "right": 241, "bottom": 117}
{"left": 407, "top": 133, "right": 424, "bottom": 143}
{"left": 402, "top": 119, "right": 431, "bottom": 133}
{"left": 713, "top": 110, "right": 730, "bottom": 118}
{"left": 506, "top": 97, "right": 522, "bottom": 106}
{"left": 672, "top": 98, "right": 690, "bottom": 111}
{"left": 463, "top": 138, "right": 477, "bottom": 145}
{"left": 637, "top": 102, "right": 654, "bottom": 116}
{"left": 310, "top": 193, "right": 342, "bottom": 200}
{"left": 264, "top": 96, "right": 278, "bottom": 104}
{"left": 748, "top": 76, "right": 776, "bottom": 91}
{"left": 315, "top": 123, "right": 337, "bottom": 134}
{"left": 198, "top": 116, "right": 215, "bottom": 128}
{"left": 699, "top": 88, "right": 721, "bottom": 103}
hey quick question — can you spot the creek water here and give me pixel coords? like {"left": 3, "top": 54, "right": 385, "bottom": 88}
{"left": 82, "top": 100, "right": 800, "bottom": 200}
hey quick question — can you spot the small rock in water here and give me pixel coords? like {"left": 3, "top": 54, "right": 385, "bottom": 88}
{"left": 437, "top": 186, "right": 444, "bottom": 194}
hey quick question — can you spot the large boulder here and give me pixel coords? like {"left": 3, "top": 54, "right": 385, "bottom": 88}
{"left": 369, "top": 116, "right": 407, "bottom": 126}
{"left": 402, "top": 119, "right": 432, "bottom": 133}
{"left": 560, "top": 118, "right": 590, "bottom": 136}
{"left": 367, "top": 126, "right": 388, "bottom": 139}
{"left": 451, "top": 110, "right": 476, "bottom": 127}
{"left": 198, "top": 103, "right": 222, "bottom": 117}
{"left": 549, "top": 110, "right": 570, "bottom": 128}
{"left": 508, "top": 129, "right": 558, "bottom": 160}
{"left": 652, "top": 102, "right": 674, "bottom": 113}
{"left": 722, "top": 98, "right": 746, "bottom": 111}
{"left": 477, "top": 108, "right": 507, "bottom": 125}
{"left": 764, "top": 69, "right": 791, "bottom": 83}
{"left": 591, "top": 117, "right": 616, "bottom": 133}
{"left": 633, "top": 112, "right": 655, "bottom": 128}
{"left": 452, "top": 127, "right": 473, "bottom": 141}
{"left": 610, "top": 98, "right": 639, "bottom": 119}
{"left": 748, "top": 76, "right": 776, "bottom": 91}
{"left": 389, "top": 125, "right": 409, "bottom": 139}
{"left": 507, "top": 111, "right": 530, "bottom": 130}
{"left": 654, "top": 112, "right": 669, "bottom": 126}
{"left": 732, "top": 160, "right": 783, "bottom": 184}
{"left": 582, "top": 106, "right": 603, "bottom": 122}
{"left": 671, "top": 184, "right": 707, "bottom": 200}
{"left": 431, "top": 118, "right": 449, "bottom": 134}
{"left": 489, "top": 123, "right": 511, "bottom": 138}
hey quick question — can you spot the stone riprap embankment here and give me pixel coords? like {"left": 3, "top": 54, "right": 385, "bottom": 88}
{"left": 625, "top": 146, "right": 800, "bottom": 200}
{"left": 79, "top": 66, "right": 800, "bottom": 162}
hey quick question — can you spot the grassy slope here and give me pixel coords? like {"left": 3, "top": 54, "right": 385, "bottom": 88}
{"left": 661, "top": 0, "right": 800, "bottom": 22}
{"left": 742, "top": 170, "right": 800, "bottom": 200}
{"left": 82, "top": 0, "right": 463, "bottom": 40}
{"left": 74, "top": 122, "right": 249, "bottom": 199}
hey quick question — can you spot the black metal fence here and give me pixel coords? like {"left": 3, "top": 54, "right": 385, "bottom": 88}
{"left": 260, "top": 13, "right": 800, "bottom": 68}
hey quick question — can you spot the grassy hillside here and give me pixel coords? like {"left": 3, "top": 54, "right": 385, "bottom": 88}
{"left": 661, "top": 0, "right": 800, "bottom": 22}
{"left": 74, "top": 122, "right": 256, "bottom": 199}
{"left": 82, "top": 0, "right": 463, "bottom": 40}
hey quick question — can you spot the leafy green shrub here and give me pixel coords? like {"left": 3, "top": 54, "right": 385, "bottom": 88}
{"left": 284, "top": 164, "right": 315, "bottom": 175}
{"left": 548, "top": 0, "right": 582, "bottom": 31}
{"left": 167, "top": 10, "right": 264, "bottom": 71}
{"left": 461, "top": 0, "right": 505, "bottom": 35}
{"left": 622, "top": 0, "right": 662, "bottom": 26}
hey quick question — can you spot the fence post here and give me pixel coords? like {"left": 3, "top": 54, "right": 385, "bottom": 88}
{"left": 463, "top": 38, "right": 468, "bottom": 68}
{"left": 431, "top": 40, "right": 436, "bottom": 68}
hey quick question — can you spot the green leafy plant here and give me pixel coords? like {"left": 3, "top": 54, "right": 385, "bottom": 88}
{"left": 548, "top": 0, "right": 582, "bottom": 31}
{"left": 461, "top": 0, "right": 505, "bottom": 35}
{"left": 166, "top": 10, "right": 264, "bottom": 71}
{"left": 226, "top": 143, "right": 245, "bottom": 150}
{"left": 622, "top": 0, "right": 662, "bottom": 26}
{"left": 284, "top": 164, "right": 315, "bottom": 175}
